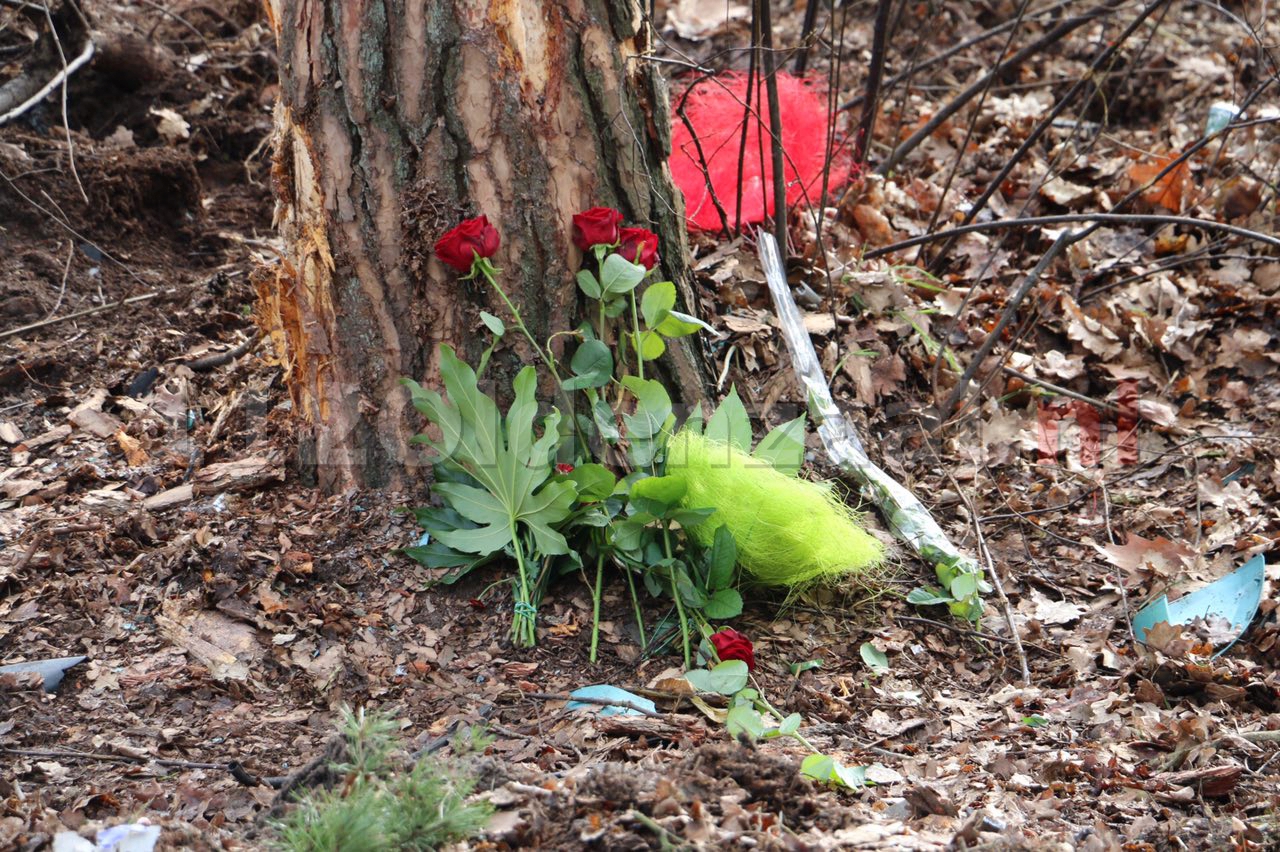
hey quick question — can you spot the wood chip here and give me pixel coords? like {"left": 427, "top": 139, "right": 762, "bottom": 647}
{"left": 193, "top": 456, "right": 284, "bottom": 494}
{"left": 16, "top": 424, "right": 71, "bottom": 451}
{"left": 0, "top": 422, "right": 22, "bottom": 444}
{"left": 143, "top": 484, "right": 194, "bottom": 511}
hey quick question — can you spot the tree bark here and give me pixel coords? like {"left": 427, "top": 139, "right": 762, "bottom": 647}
{"left": 257, "top": 0, "right": 709, "bottom": 490}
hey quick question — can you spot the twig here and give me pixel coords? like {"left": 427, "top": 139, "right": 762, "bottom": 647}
{"left": 926, "top": 0, "right": 1177, "bottom": 271}
{"left": 42, "top": 238, "right": 73, "bottom": 320}
{"left": 0, "top": 289, "right": 175, "bottom": 340}
{"left": 864, "top": 212, "right": 1280, "bottom": 260}
{"left": 1001, "top": 367, "right": 1121, "bottom": 414}
{"left": 939, "top": 229, "right": 1076, "bottom": 422}
{"left": 41, "top": 0, "right": 88, "bottom": 204}
{"left": 184, "top": 335, "right": 259, "bottom": 372}
{"left": 876, "top": 0, "right": 1124, "bottom": 175}
{"left": 757, "top": 0, "right": 787, "bottom": 262}
{"left": 945, "top": 471, "right": 1031, "bottom": 682}
{"left": 839, "top": 0, "right": 1080, "bottom": 112}
{"left": 1, "top": 746, "right": 223, "bottom": 771}
{"left": 0, "top": 3, "right": 94, "bottom": 126}
{"left": 851, "top": 0, "right": 893, "bottom": 168}
{"left": 792, "top": 0, "right": 821, "bottom": 74}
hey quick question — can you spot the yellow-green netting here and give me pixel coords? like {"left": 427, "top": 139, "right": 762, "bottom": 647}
{"left": 665, "top": 430, "right": 883, "bottom": 587}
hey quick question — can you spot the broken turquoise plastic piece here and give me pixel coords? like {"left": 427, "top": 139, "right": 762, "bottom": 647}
{"left": 1132, "top": 554, "right": 1266, "bottom": 657}
{"left": 566, "top": 684, "right": 656, "bottom": 717}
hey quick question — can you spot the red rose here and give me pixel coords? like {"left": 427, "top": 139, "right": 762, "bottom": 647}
{"left": 709, "top": 628, "right": 755, "bottom": 671}
{"left": 435, "top": 215, "right": 500, "bottom": 272}
{"left": 555, "top": 463, "right": 575, "bottom": 474}
{"left": 572, "top": 207, "right": 623, "bottom": 251}
{"left": 617, "top": 227, "right": 660, "bottom": 270}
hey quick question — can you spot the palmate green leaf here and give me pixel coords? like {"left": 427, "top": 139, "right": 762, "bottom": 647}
{"left": 752, "top": 416, "right": 805, "bottom": 475}
{"left": 704, "top": 386, "right": 751, "bottom": 450}
{"left": 409, "top": 345, "right": 576, "bottom": 560}
{"left": 621, "top": 377, "right": 672, "bottom": 440}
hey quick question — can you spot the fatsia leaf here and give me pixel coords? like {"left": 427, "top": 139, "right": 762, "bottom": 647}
{"left": 752, "top": 416, "right": 806, "bottom": 474}
{"left": 621, "top": 377, "right": 672, "bottom": 441}
{"left": 704, "top": 385, "right": 751, "bottom": 450}
{"left": 409, "top": 345, "right": 576, "bottom": 560}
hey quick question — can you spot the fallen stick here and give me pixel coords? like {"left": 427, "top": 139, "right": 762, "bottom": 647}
{"left": 758, "top": 231, "right": 984, "bottom": 613}
{"left": 0, "top": 19, "right": 94, "bottom": 126}
{"left": 0, "top": 289, "right": 175, "bottom": 341}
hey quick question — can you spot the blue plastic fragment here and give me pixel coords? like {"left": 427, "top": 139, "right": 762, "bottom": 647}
{"left": 1133, "top": 554, "right": 1266, "bottom": 657}
{"left": 566, "top": 684, "right": 656, "bottom": 717}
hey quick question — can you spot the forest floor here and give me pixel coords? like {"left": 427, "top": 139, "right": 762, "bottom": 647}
{"left": 2, "top": 0, "right": 1279, "bottom": 849}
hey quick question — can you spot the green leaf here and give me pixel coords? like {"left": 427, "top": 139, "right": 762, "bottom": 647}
{"left": 704, "top": 386, "right": 751, "bottom": 450}
{"left": 599, "top": 253, "right": 646, "bottom": 296}
{"left": 832, "top": 762, "right": 868, "bottom": 789}
{"left": 562, "top": 339, "right": 613, "bottom": 390}
{"left": 726, "top": 704, "right": 766, "bottom": 740}
{"left": 859, "top": 642, "right": 890, "bottom": 674}
{"left": 752, "top": 416, "right": 806, "bottom": 475}
{"left": 401, "top": 541, "right": 479, "bottom": 571}
{"left": 777, "top": 712, "right": 802, "bottom": 737}
{"left": 621, "top": 377, "right": 672, "bottom": 441}
{"left": 906, "top": 586, "right": 953, "bottom": 606}
{"left": 568, "top": 464, "right": 616, "bottom": 502}
{"left": 684, "top": 659, "right": 749, "bottom": 695}
{"left": 592, "top": 397, "right": 620, "bottom": 443}
{"left": 654, "top": 310, "right": 712, "bottom": 338}
{"left": 629, "top": 475, "right": 687, "bottom": 515}
{"left": 412, "top": 345, "right": 575, "bottom": 562}
{"left": 800, "top": 754, "right": 835, "bottom": 782}
{"left": 949, "top": 572, "right": 980, "bottom": 601}
{"left": 668, "top": 507, "right": 716, "bottom": 528}
{"left": 575, "top": 269, "right": 602, "bottom": 299}
{"left": 675, "top": 565, "right": 705, "bottom": 608}
{"left": 640, "top": 280, "right": 676, "bottom": 328}
{"left": 1021, "top": 715, "right": 1049, "bottom": 728}
{"left": 706, "top": 526, "right": 736, "bottom": 590}
{"left": 479, "top": 311, "right": 505, "bottom": 337}
{"left": 702, "top": 588, "right": 743, "bottom": 619}
{"left": 789, "top": 658, "right": 823, "bottom": 676}
{"left": 632, "top": 330, "right": 666, "bottom": 362}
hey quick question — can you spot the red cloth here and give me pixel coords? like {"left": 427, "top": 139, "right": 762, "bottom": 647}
{"left": 670, "top": 73, "right": 852, "bottom": 231}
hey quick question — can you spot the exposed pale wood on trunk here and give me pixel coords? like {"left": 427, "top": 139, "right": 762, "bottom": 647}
{"left": 258, "top": 0, "right": 708, "bottom": 489}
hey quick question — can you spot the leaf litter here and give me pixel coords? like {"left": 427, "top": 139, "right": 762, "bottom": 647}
{"left": 1, "top": 0, "right": 1279, "bottom": 850}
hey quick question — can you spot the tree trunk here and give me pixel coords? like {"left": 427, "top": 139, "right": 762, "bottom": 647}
{"left": 257, "top": 0, "right": 710, "bottom": 490}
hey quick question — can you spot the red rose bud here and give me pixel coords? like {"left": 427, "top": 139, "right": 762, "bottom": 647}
{"left": 435, "top": 215, "right": 501, "bottom": 272}
{"left": 572, "top": 207, "right": 623, "bottom": 251}
{"left": 555, "top": 463, "right": 575, "bottom": 474}
{"left": 617, "top": 227, "right": 659, "bottom": 270}
{"left": 709, "top": 628, "right": 755, "bottom": 671}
